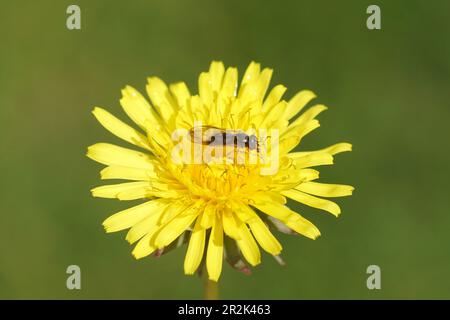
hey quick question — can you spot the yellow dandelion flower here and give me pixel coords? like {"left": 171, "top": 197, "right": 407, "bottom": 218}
{"left": 87, "top": 61, "right": 354, "bottom": 282}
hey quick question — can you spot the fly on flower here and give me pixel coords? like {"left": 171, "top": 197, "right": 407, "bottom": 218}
{"left": 87, "top": 61, "right": 354, "bottom": 282}
{"left": 189, "top": 125, "right": 260, "bottom": 152}
{"left": 183, "top": 123, "right": 268, "bottom": 167}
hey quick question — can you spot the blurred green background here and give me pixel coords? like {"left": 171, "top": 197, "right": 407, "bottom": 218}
{"left": 1, "top": 0, "right": 450, "bottom": 299}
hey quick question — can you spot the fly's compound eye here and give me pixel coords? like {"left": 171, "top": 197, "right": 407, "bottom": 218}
{"left": 248, "top": 135, "right": 258, "bottom": 150}
{"left": 235, "top": 133, "right": 248, "bottom": 148}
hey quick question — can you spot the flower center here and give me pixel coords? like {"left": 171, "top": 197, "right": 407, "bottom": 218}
{"left": 165, "top": 139, "right": 277, "bottom": 202}
{"left": 169, "top": 159, "right": 267, "bottom": 202}
{"left": 193, "top": 163, "right": 251, "bottom": 197}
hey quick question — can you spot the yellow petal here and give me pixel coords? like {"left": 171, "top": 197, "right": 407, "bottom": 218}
{"left": 284, "top": 90, "right": 316, "bottom": 120}
{"left": 220, "top": 67, "right": 238, "bottom": 99}
{"left": 87, "top": 143, "right": 155, "bottom": 169}
{"left": 261, "top": 84, "right": 287, "bottom": 113}
{"left": 120, "top": 85, "right": 161, "bottom": 132}
{"left": 116, "top": 186, "right": 152, "bottom": 201}
{"left": 322, "top": 142, "right": 352, "bottom": 155}
{"left": 280, "top": 120, "right": 321, "bottom": 154}
{"left": 153, "top": 212, "right": 198, "bottom": 249}
{"left": 92, "top": 107, "right": 151, "bottom": 150}
{"left": 184, "top": 216, "right": 206, "bottom": 275}
{"left": 248, "top": 216, "right": 282, "bottom": 255}
{"left": 282, "top": 189, "right": 341, "bottom": 216}
{"left": 289, "top": 143, "right": 353, "bottom": 158}
{"left": 296, "top": 182, "right": 354, "bottom": 198}
{"left": 293, "top": 169, "right": 320, "bottom": 182}
{"left": 200, "top": 203, "right": 215, "bottom": 229}
{"left": 207, "top": 99, "right": 222, "bottom": 126}
{"left": 111, "top": 184, "right": 182, "bottom": 200}
{"left": 160, "top": 201, "right": 190, "bottom": 225}
{"left": 209, "top": 61, "right": 225, "bottom": 93}
{"left": 91, "top": 182, "right": 149, "bottom": 199}
{"left": 169, "top": 82, "right": 191, "bottom": 108}
{"left": 284, "top": 213, "right": 321, "bottom": 240}
{"left": 189, "top": 95, "right": 207, "bottom": 119}
{"left": 102, "top": 199, "right": 167, "bottom": 233}
{"left": 251, "top": 201, "right": 294, "bottom": 222}
{"left": 100, "top": 166, "right": 156, "bottom": 181}
{"left": 240, "top": 61, "right": 260, "bottom": 88}
{"left": 198, "top": 72, "right": 213, "bottom": 106}
{"left": 88, "top": 181, "right": 173, "bottom": 200}
{"left": 132, "top": 233, "right": 157, "bottom": 259}
{"left": 231, "top": 200, "right": 258, "bottom": 223}
{"left": 288, "top": 104, "right": 328, "bottom": 129}
{"left": 259, "top": 101, "right": 288, "bottom": 128}
{"left": 222, "top": 209, "right": 241, "bottom": 240}
{"left": 253, "top": 191, "right": 287, "bottom": 205}
{"left": 253, "top": 201, "right": 320, "bottom": 239}
{"left": 146, "top": 77, "right": 177, "bottom": 124}
{"left": 206, "top": 217, "right": 223, "bottom": 282}
{"left": 271, "top": 168, "right": 320, "bottom": 190}
{"left": 239, "top": 67, "right": 272, "bottom": 107}
{"left": 126, "top": 202, "right": 169, "bottom": 244}
{"left": 255, "top": 68, "right": 273, "bottom": 103}
{"left": 290, "top": 152, "right": 334, "bottom": 168}
{"left": 236, "top": 223, "right": 261, "bottom": 266}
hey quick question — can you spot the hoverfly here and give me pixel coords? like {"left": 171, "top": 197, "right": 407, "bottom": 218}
{"left": 189, "top": 125, "right": 260, "bottom": 152}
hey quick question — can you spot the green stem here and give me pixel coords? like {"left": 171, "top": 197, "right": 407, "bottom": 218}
{"left": 204, "top": 278, "right": 219, "bottom": 300}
